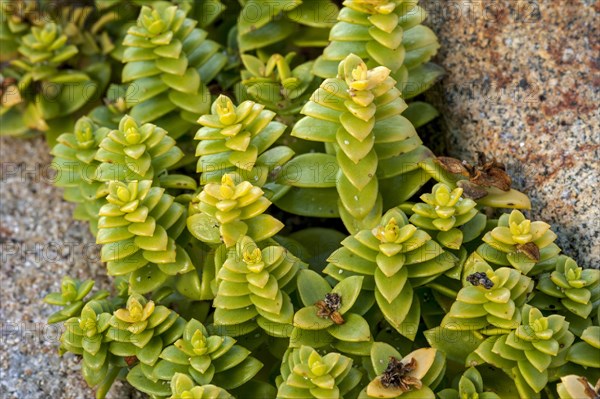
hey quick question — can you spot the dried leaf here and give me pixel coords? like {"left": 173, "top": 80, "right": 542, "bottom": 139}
{"left": 457, "top": 180, "right": 488, "bottom": 200}
{"left": 436, "top": 156, "right": 470, "bottom": 177}
{"left": 516, "top": 242, "right": 540, "bottom": 262}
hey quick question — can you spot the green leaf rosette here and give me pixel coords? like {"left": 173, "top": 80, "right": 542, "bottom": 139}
{"left": 95, "top": 115, "right": 184, "bottom": 182}
{"left": 291, "top": 270, "right": 372, "bottom": 355}
{"left": 477, "top": 210, "right": 560, "bottom": 275}
{"left": 474, "top": 305, "right": 574, "bottom": 398}
{"left": 97, "top": 180, "right": 196, "bottom": 295}
{"left": 5, "top": 21, "right": 99, "bottom": 138}
{"left": 313, "top": 0, "right": 443, "bottom": 98}
{"left": 169, "top": 373, "right": 233, "bottom": 399}
{"left": 325, "top": 207, "right": 458, "bottom": 339}
{"left": 0, "top": 1, "right": 41, "bottom": 63}
{"left": 61, "top": 300, "right": 122, "bottom": 393}
{"left": 437, "top": 367, "right": 501, "bottom": 399}
{"left": 128, "top": 318, "right": 262, "bottom": 395}
{"left": 121, "top": 3, "right": 227, "bottom": 137}
{"left": 408, "top": 183, "right": 480, "bottom": 250}
{"left": 213, "top": 236, "right": 304, "bottom": 337}
{"left": 276, "top": 345, "right": 362, "bottom": 399}
{"left": 195, "top": 94, "right": 292, "bottom": 199}
{"left": 187, "top": 174, "right": 284, "bottom": 248}
{"left": 534, "top": 256, "right": 599, "bottom": 321}
{"left": 50, "top": 117, "right": 109, "bottom": 234}
{"left": 441, "top": 253, "right": 533, "bottom": 332}
{"left": 290, "top": 54, "right": 432, "bottom": 232}
{"left": 239, "top": 52, "right": 320, "bottom": 118}
{"left": 44, "top": 276, "right": 109, "bottom": 324}
{"left": 106, "top": 294, "right": 185, "bottom": 394}
{"left": 359, "top": 343, "right": 444, "bottom": 398}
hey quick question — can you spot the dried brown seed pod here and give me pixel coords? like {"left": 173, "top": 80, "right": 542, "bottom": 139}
{"left": 437, "top": 152, "right": 513, "bottom": 192}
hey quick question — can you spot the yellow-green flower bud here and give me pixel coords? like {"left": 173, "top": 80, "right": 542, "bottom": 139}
{"left": 115, "top": 294, "right": 155, "bottom": 325}
{"left": 74, "top": 118, "right": 95, "bottom": 150}
{"left": 191, "top": 330, "right": 208, "bottom": 355}
{"left": 215, "top": 95, "right": 238, "bottom": 126}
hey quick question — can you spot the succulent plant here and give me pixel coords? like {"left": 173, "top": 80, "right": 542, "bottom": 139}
{"left": 534, "top": 255, "right": 600, "bottom": 320}
{"left": 238, "top": 52, "right": 320, "bottom": 118}
{"left": 292, "top": 270, "right": 371, "bottom": 355}
{"left": 474, "top": 305, "right": 574, "bottom": 397}
{"left": 60, "top": 300, "right": 119, "bottom": 391}
{"left": 276, "top": 345, "right": 362, "bottom": 398}
{"left": 50, "top": 116, "right": 109, "bottom": 233}
{"left": 44, "top": 276, "right": 109, "bottom": 324}
{"left": 213, "top": 235, "right": 304, "bottom": 336}
{"left": 441, "top": 253, "right": 533, "bottom": 331}
{"left": 194, "top": 94, "right": 290, "bottom": 193}
{"left": 106, "top": 294, "right": 185, "bottom": 390}
{"left": 313, "top": 0, "right": 443, "bottom": 99}
{"left": 187, "top": 174, "right": 284, "bottom": 248}
{"left": 409, "top": 183, "right": 480, "bottom": 249}
{"left": 325, "top": 207, "right": 457, "bottom": 339}
{"left": 431, "top": 154, "right": 532, "bottom": 210}
{"left": 236, "top": 0, "right": 339, "bottom": 53}
{"left": 290, "top": 54, "right": 432, "bottom": 231}
{"left": 97, "top": 180, "right": 196, "bottom": 295}
{"left": 94, "top": 115, "right": 184, "bottom": 182}
{"left": 0, "top": 0, "right": 42, "bottom": 62}
{"left": 128, "top": 318, "right": 262, "bottom": 395}
{"left": 477, "top": 210, "right": 560, "bottom": 275}
{"left": 359, "top": 342, "right": 444, "bottom": 398}
{"left": 121, "top": 3, "right": 227, "bottom": 136}
{"left": 437, "top": 367, "right": 501, "bottom": 399}
{"left": 169, "top": 373, "right": 233, "bottom": 399}
{"left": 15, "top": 21, "right": 77, "bottom": 74}
{"left": 3, "top": 21, "right": 102, "bottom": 139}
{"left": 29, "top": 1, "right": 597, "bottom": 398}
{"left": 557, "top": 375, "right": 600, "bottom": 399}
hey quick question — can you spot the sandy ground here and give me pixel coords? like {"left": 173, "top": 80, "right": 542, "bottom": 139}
{"left": 0, "top": 136, "right": 142, "bottom": 398}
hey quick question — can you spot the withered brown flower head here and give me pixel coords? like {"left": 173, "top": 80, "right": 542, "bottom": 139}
{"left": 315, "top": 293, "right": 344, "bottom": 325}
{"left": 324, "top": 293, "right": 341, "bottom": 311}
{"left": 436, "top": 151, "right": 512, "bottom": 197}
{"left": 380, "top": 357, "right": 422, "bottom": 392}
{"left": 466, "top": 272, "right": 494, "bottom": 289}
{"left": 469, "top": 152, "right": 512, "bottom": 191}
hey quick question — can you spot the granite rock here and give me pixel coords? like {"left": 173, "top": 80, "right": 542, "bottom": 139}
{"left": 421, "top": 0, "right": 599, "bottom": 267}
